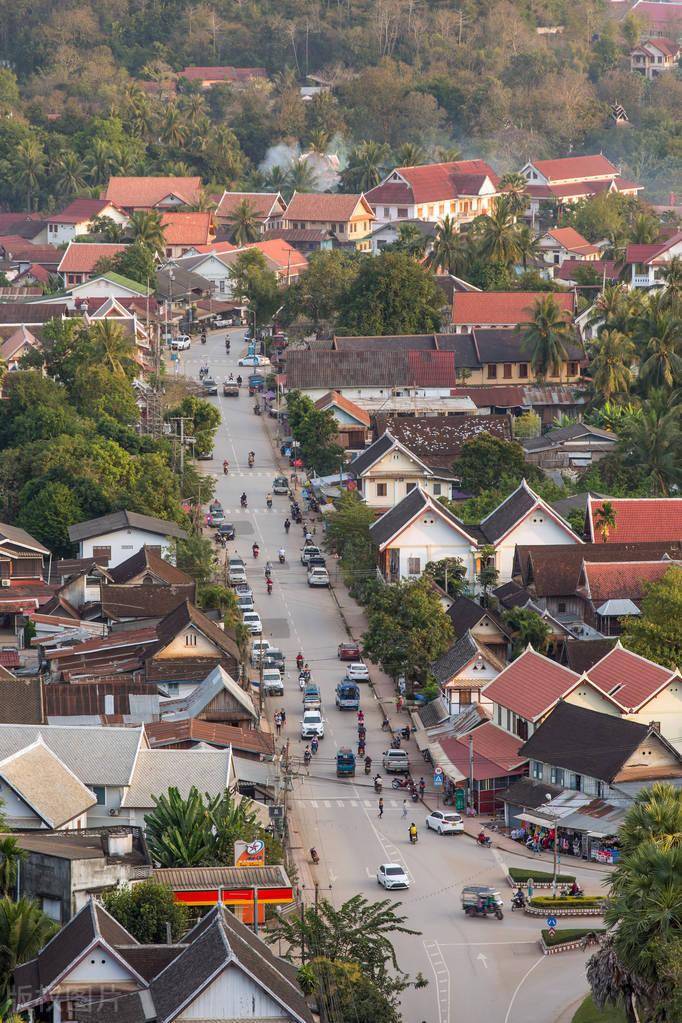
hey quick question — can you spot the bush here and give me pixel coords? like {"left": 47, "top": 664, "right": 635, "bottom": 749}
{"left": 541, "top": 927, "right": 605, "bottom": 948}
{"left": 509, "top": 867, "right": 576, "bottom": 884}
{"left": 531, "top": 896, "right": 603, "bottom": 909}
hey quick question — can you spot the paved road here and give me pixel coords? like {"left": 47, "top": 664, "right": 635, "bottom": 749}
{"left": 185, "top": 329, "right": 594, "bottom": 1023}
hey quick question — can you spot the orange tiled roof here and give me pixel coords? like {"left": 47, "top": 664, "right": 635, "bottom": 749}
{"left": 481, "top": 649, "right": 583, "bottom": 721}
{"left": 160, "top": 211, "right": 213, "bottom": 246}
{"left": 285, "top": 193, "right": 371, "bottom": 223}
{"left": 582, "top": 560, "right": 679, "bottom": 602}
{"left": 452, "top": 291, "right": 575, "bottom": 325}
{"left": 587, "top": 497, "right": 682, "bottom": 543}
{"left": 104, "top": 176, "right": 202, "bottom": 208}
{"left": 57, "top": 242, "right": 127, "bottom": 274}
{"left": 531, "top": 154, "right": 619, "bottom": 182}
{"left": 546, "top": 227, "right": 600, "bottom": 257}
{"left": 588, "top": 643, "right": 677, "bottom": 711}
{"left": 215, "top": 192, "right": 284, "bottom": 221}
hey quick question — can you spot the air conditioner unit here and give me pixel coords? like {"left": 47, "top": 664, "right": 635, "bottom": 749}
{"left": 108, "top": 808, "right": 120, "bottom": 817}
{"left": 1, "top": 579, "right": 10, "bottom": 588}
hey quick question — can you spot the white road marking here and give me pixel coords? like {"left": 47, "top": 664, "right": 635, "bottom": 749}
{"left": 365, "top": 866, "right": 374, "bottom": 879}
{"left": 310, "top": 801, "right": 318, "bottom": 808}
{"left": 350, "top": 800, "right": 358, "bottom": 807}
{"left": 504, "top": 955, "right": 545, "bottom": 1023}
{"left": 324, "top": 800, "right": 331, "bottom": 808}
{"left": 336, "top": 800, "right": 344, "bottom": 807}
{"left": 423, "top": 940, "right": 450, "bottom": 1023}
{"left": 477, "top": 952, "right": 489, "bottom": 969}
{"left": 363, "top": 800, "right": 371, "bottom": 807}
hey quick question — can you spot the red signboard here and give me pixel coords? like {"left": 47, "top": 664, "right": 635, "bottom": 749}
{"left": 173, "top": 886, "right": 294, "bottom": 907}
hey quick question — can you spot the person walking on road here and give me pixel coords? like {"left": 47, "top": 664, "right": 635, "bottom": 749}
{"left": 274, "top": 712, "right": 282, "bottom": 736}
{"left": 402, "top": 799, "right": 408, "bottom": 818}
{"left": 280, "top": 708, "right": 286, "bottom": 727}
{"left": 378, "top": 798, "right": 384, "bottom": 819}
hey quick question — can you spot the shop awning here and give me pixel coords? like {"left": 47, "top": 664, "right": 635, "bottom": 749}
{"left": 519, "top": 791, "right": 590, "bottom": 828}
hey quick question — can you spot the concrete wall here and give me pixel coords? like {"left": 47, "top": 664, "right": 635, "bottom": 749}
{"left": 79, "top": 528, "right": 173, "bottom": 568}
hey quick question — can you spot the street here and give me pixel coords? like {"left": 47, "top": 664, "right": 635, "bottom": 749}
{"left": 186, "top": 328, "right": 595, "bottom": 1023}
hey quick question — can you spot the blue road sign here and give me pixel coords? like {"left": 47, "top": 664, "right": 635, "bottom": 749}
{"left": 546, "top": 915, "right": 558, "bottom": 928}
{"left": 434, "top": 767, "right": 444, "bottom": 787}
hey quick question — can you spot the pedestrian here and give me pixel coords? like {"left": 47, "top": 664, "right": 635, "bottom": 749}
{"left": 396, "top": 695, "right": 404, "bottom": 713}
{"left": 527, "top": 877, "right": 534, "bottom": 901}
{"left": 280, "top": 708, "right": 286, "bottom": 727}
{"left": 378, "top": 798, "right": 384, "bottom": 819}
{"left": 274, "top": 712, "right": 281, "bottom": 736}
{"left": 402, "top": 799, "right": 408, "bottom": 818}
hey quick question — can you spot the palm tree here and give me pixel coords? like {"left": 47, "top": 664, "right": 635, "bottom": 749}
{"left": 53, "top": 151, "right": 86, "bottom": 198}
{"left": 266, "top": 165, "right": 288, "bottom": 192}
{"left": 436, "top": 145, "right": 461, "bottom": 162}
{"left": 0, "top": 898, "right": 59, "bottom": 1000}
{"left": 392, "top": 223, "right": 428, "bottom": 259}
{"left": 87, "top": 139, "right": 116, "bottom": 185}
{"left": 594, "top": 500, "right": 616, "bottom": 543}
{"left": 588, "top": 283, "right": 632, "bottom": 333}
{"left": 616, "top": 782, "right": 682, "bottom": 856}
{"left": 393, "top": 142, "right": 425, "bottom": 168}
{"left": 660, "top": 255, "right": 682, "bottom": 306}
{"left": 519, "top": 294, "right": 573, "bottom": 381}
{"left": 161, "top": 103, "right": 187, "bottom": 149}
{"left": 89, "top": 215, "right": 125, "bottom": 242}
{"left": 226, "top": 199, "right": 261, "bottom": 246}
{"left": 427, "top": 215, "right": 471, "bottom": 276}
{"left": 516, "top": 223, "right": 541, "bottom": 270}
{"left": 589, "top": 329, "right": 636, "bottom": 400}
{"left": 0, "top": 838, "right": 24, "bottom": 899}
{"left": 307, "top": 129, "right": 330, "bottom": 155}
{"left": 123, "top": 84, "right": 154, "bottom": 137}
{"left": 127, "top": 210, "right": 166, "bottom": 254}
{"left": 340, "top": 141, "right": 389, "bottom": 192}
{"left": 629, "top": 212, "right": 660, "bottom": 245}
{"left": 499, "top": 172, "right": 528, "bottom": 215}
{"left": 89, "top": 320, "right": 139, "bottom": 378}
{"left": 14, "top": 139, "right": 46, "bottom": 212}
{"left": 619, "top": 390, "right": 681, "bottom": 495}
{"left": 188, "top": 189, "right": 216, "bottom": 213}
{"left": 635, "top": 296, "right": 682, "bottom": 391}
{"left": 473, "top": 196, "right": 522, "bottom": 266}
{"left": 286, "top": 158, "right": 319, "bottom": 197}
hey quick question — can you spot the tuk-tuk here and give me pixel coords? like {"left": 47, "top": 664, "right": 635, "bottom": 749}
{"left": 336, "top": 748, "right": 356, "bottom": 777}
{"left": 461, "top": 886, "right": 504, "bottom": 920}
{"left": 248, "top": 374, "right": 265, "bottom": 395}
{"left": 335, "top": 681, "right": 360, "bottom": 710}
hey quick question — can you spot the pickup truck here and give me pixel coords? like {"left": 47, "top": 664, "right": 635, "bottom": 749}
{"left": 223, "top": 380, "right": 240, "bottom": 397}
{"left": 302, "top": 684, "right": 321, "bottom": 710}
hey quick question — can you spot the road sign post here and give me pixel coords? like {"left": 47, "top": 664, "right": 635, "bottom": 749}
{"left": 434, "top": 767, "right": 444, "bottom": 788}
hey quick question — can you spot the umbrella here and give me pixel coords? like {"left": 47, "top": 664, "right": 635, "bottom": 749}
{"left": 293, "top": 458, "right": 304, "bottom": 467}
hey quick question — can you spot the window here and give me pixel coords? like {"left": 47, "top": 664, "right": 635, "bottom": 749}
{"left": 497, "top": 705, "right": 502, "bottom": 726}
{"left": 532, "top": 761, "right": 543, "bottom": 780}
{"left": 558, "top": 601, "right": 567, "bottom": 613}
{"left": 569, "top": 361, "right": 579, "bottom": 376}
{"left": 407, "top": 557, "right": 421, "bottom": 575}
{"left": 595, "top": 780, "right": 604, "bottom": 797}
{"left": 185, "top": 632, "right": 197, "bottom": 647}
{"left": 459, "top": 689, "right": 472, "bottom": 704}
{"left": 519, "top": 363, "right": 529, "bottom": 378}
{"left": 104, "top": 694, "right": 114, "bottom": 715}
{"left": 219, "top": 280, "right": 225, "bottom": 293}
{"left": 376, "top": 483, "right": 387, "bottom": 497}
{"left": 432, "top": 483, "right": 442, "bottom": 496}
{"left": 91, "top": 785, "right": 106, "bottom": 805}
{"left": 487, "top": 364, "right": 497, "bottom": 379}
{"left": 398, "top": 208, "right": 408, "bottom": 218}
{"left": 550, "top": 767, "right": 563, "bottom": 786}
{"left": 406, "top": 482, "right": 416, "bottom": 493}
{"left": 503, "top": 364, "right": 512, "bottom": 379}
{"left": 572, "top": 773, "right": 582, "bottom": 791}
{"left": 92, "top": 546, "right": 111, "bottom": 561}
{"left": 41, "top": 897, "right": 62, "bottom": 923}
{"left": 516, "top": 718, "right": 528, "bottom": 741}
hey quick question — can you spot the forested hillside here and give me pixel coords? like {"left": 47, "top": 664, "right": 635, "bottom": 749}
{"left": 0, "top": 0, "right": 679, "bottom": 211}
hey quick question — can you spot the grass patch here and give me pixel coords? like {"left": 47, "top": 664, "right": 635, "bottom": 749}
{"left": 531, "top": 895, "right": 603, "bottom": 909}
{"left": 509, "top": 867, "right": 575, "bottom": 884}
{"left": 541, "top": 927, "right": 605, "bottom": 948}
{"left": 572, "top": 994, "right": 627, "bottom": 1022}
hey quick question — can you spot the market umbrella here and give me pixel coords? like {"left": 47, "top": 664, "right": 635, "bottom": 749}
{"left": 293, "top": 458, "right": 303, "bottom": 467}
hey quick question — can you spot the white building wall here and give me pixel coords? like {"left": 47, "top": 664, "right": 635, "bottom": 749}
{"left": 79, "top": 528, "right": 175, "bottom": 568}
{"left": 389, "top": 515, "right": 476, "bottom": 581}
{"left": 495, "top": 514, "right": 579, "bottom": 583}
{"left": 177, "top": 962, "right": 294, "bottom": 1020}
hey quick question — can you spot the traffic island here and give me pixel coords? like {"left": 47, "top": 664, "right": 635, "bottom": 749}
{"left": 539, "top": 928, "right": 605, "bottom": 955}
{"left": 525, "top": 896, "right": 605, "bottom": 917}
{"left": 507, "top": 867, "right": 577, "bottom": 889}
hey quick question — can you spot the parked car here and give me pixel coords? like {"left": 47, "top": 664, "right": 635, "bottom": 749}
{"left": 261, "top": 668, "right": 284, "bottom": 696}
{"left": 238, "top": 355, "right": 271, "bottom": 368}
{"left": 236, "top": 593, "right": 255, "bottom": 613}
{"left": 382, "top": 749, "right": 410, "bottom": 774}
{"left": 196, "top": 449, "right": 214, "bottom": 460}
{"left": 217, "top": 522, "right": 235, "bottom": 540}
{"left": 250, "top": 640, "right": 271, "bottom": 666}
{"left": 301, "top": 709, "right": 325, "bottom": 739}
{"left": 344, "top": 661, "right": 370, "bottom": 682}
{"left": 228, "top": 564, "right": 247, "bottom": 585}
{"left": 171, "top": 335, "right": 191, "bottom": 350}
{"left": 425, "top": 810, "right": 464, "bottom": 835}
{"left": 308, "top": 566, "right": 330, "bottom": 587}
{"left": 377, "top": 864, "right": 410, "bottom": 890}
{"left": 206, "top": 508, "right": 225, "bottom": 526}
{"left": 335, "top": 681, "right": 360, "bottom": 710}
{"left": 201, "top": 377, "right": 218, "bottom": 395}
{"left": 228, "top": 554, "right": 244, "bottom": 568}
{"left": 263, "top": 648, "right": 285, "bottom": 671}
{"left": 338, "top": 641, "right": 361, "bottom": 661}
{"left": 242, "top": 611, "right": 262, "bottom": 635}
{"left": 233, "top": 581, "right": 252, "bottom": 599}
{"left": 214, "top": 315, "right": 234, "bottom": 327}
{"left": 223, "top": 381, "right": 240, "bottom": 397}
{"left": 307, "top": 554, "right": 326, "bottom": 569}
{"left": 301, "top": 545, "right": 321, "bottom": 565}
{"left": 272, "top": 476, "right": 289, "bottom": 495}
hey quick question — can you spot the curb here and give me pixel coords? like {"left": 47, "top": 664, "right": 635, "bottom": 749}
{"left": 525, "top": 905, "right": 604, "bottom": 917}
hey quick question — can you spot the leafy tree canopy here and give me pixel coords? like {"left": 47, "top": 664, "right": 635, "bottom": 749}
{"left": 337, "top": 252, "right": 443, "bottom": 336}
{"left": 101, "top": 882, "right": 188, "bottom": 944}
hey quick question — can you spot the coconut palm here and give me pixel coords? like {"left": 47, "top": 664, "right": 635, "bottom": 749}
{"left": 635, "top": 296, "right": 682, "bottom": 391}
{"left": 0, "top": 898, "right": 59, "bottom": 1000}
{"left": 307, "top": 129, "right": 330, "bottom": 155}
{"left": 516, "top": 223, "right": 541, "bottom": 270}
{"left": 393, "top": 142, "right": 425, "bottom": 168}
{"left": 589, "top": 329, "right": 636, "bottom": 400}
{"left": 266, "top": 165, "right": 288, "bottom": 192}
{"left": 127, "top": 210, "right": 166, "bottom": 254}
{"left": 436, "top": 145, "right": 461, "bottom": 162}
{"left": 629, "top": 211, "right": 660, "bottom": 245}
{"left": 286, "top": 158, "right": 318, "bottom": 197}
{"left": 616, "top": 782, "right": 682, "bottom": 857}
{"left": 161, "top": 103, "right": 187, "bottom": 149}
{"left": 594, "top": 500, "right": 616, "bottom": 543}
{"left": 226, "top": 199, "right": 261, "bottom": 246}
{"left": 519, "top": 294, "right": 573, "bottom": 381}
{"left": 473, "top": 196, "right": 522, "bottom": 266}
{"left": 340, "top": 140, "right": 389, "bottom": 192}
{"left": 87, "top": 139, "right": 116, "bottom": 185}
{"left": 89, "top": 320, "right": 139, "bottom": 378}
{"left": 426, "top": 215, "right": 471, "bottom": 276}
{"left": 661, "top": 255, "right": 682, "bottom": 307}
{"left": 619, "top": 390, "right": 681, "bottom": 495}
{"left": 53, "top": 150, "right": 86, "bottom": 199}
{"left": 0, "top": 837, "right": 25, "bottom": 899}
{"left": 89, "top": 215, "right": 125, "bottom": 242}
{"left": 13, "top": 139, "right": 46, "bottom": 212}
{"left": 188, "top": 189, "right": 216, "bottom": 213}
{"left": 392, "top": 223, "right": 428, "bottom": 259}
{"left": 588, "top": 283, "right": 631, "bottom": 332}
{"left": 499, "top": 172, "right": 528, "bottom": 215}
{"left": 123, "top": 84, "right": 154, "bottom": 137}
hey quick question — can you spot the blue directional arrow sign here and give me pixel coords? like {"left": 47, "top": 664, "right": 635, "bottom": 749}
{"left": 546, "top": 915, "right": 558, "bottom": 928}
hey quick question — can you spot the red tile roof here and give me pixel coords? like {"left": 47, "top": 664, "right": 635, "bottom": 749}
{"left": 640, "top": 36, "right": 681, "bottom": 57}
{"left": 160, "top": 212, "right": 213, "bottom": 246}
{"left": 314, "top": 390, "right": 371, "bottom": 427}
{"left": 625, "top": 232, "right": 682, "bottom": 265}
{"left": 407, "top": 350, "right": 457, "bottom": 387}
{"left": 587, "top": 497, "right": 682, "bottom": 543}
{"left": 532, "top": 155, "right": 619, "bottom": 183}
{"left": 0, "top": 650, "right": 20, "bottom": 668}
{"left": 581, "top": 560, "right": 679, "bottom": 602}
{"left": 103, "top": 176, "right": 202, "bottom": 209}
{"left": 452, "top": 291, "right": 575, "bottom": 325}
{"left": 58, "top": 242, "right": 127, "bottom": 274}
{"left": 284, "top": 193, "right": 372, "bottom": 222}
{"left": 631, "top": 1, "right": 682, "bottom": 29}
{"left": 482, "top": 649, "right": 582, "bottom": 720}
{"left": 555, "top": 259, "right": 620, "bottom": 282}
{"left": 243, "top": 238, "right": 308, "bottom": 274}
{"left": 439, "top": 721, "right": 527, "bottom": 780}
{"left": 365, "top": 181, "right": 414, "bottom": 206}
{"left": 145, "top": 719, "right": 275, "bottom": 756}
{"left": 49, "top": 199, "right": 125, "bottom": 224}
{"left": 397, "top": 160, "right": 500, "bottom": 203}
{"left": 0, "top": 237, "right": 60, "bottom": 262}
{"left": 215, "top": 192, "right": 284, "bottom": 221}
{"left": 587, "top": 643, "right": 676, "bottom": 710}
{"left": 545, "top": 227, "right": 599, "bottom": 256}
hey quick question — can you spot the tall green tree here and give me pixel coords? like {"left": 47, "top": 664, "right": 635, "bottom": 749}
{"left": 0, "top": 898, "right": 59, "bottom": 1001}
{"left": 0, "top": 836, "right": 23, "bottom": 899}
{"left": 102, "top": 882, "right": 188, "bottom": 943}
{"left": 620, "top": 566, "right": 682, "bottom": 668}
{"left": 618, "top": 392, "right": 681, "bottom": 496}
{"left": 127, "top": 210, "right": 166, "bottom": 254}
{"left": 337, "top": 252, "right": 442, "bottom": 335}
{"left": 225, "top": 199, "right": 261, "bottom": 246}
{"left": 144, "top": 786, "right": 263, "bottom": 867}
{"left": 499, "top": 172, "right": 528, "bottom": 215}
{"left": 362, "top": 577, "right": 453, "bottom": 682}
{"left": 228, "top": 249, "right": 280, "bottom": 326}
{"left": 520, "top": 294, "right": 574, "bottom": 381}
{"left": 453, "top": 434, "right": 539, "bottom": 494}
{"left": 285, "top": 390, "right": 344, "bottom": 475}
{"left": 594, "top": 500, "right": 617, "bottom": 543}
{"left": 636, "top": 304, "right": 682, "bottom": 392}
{"left": 473, "top": 196, "right": 521, "bottom": 266}
{"left": 283, "top": 250, "right": 358, "bottom": 327}
{"left": 426, "top": 216, "right": 471, "bottom": 276}
{"left": 341, "top": 141, "right": 389, "bottom": 192}
{"left": 53, "top": 151, "right": 86, "bottom": 198}
{"left": 324, "top": 490, "right": 377, "bottom": 597}
{"left": 13, "top": 139, "right": 45, "bottom": 211}
{"left": 589, "top": 329, "right": 636, "bottom": 400}
{"left": 285, "top": 158, "right": 318, "bottom": 198}
{"left": 503, "top": 606, "right": 551, "bottom": 657}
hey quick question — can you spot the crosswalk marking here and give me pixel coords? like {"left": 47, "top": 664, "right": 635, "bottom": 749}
{"left": 336, "top": 800, "right": 344, "bottom": 807}
{"left": 363, "top": 800, "right": 371, "bottom": 807}
{"left": 310, "top": 800, "right": 318, "bottom": 808}
{"left": 324, "top": 800, "right": 331, "bottom": 808}
{"left": 350, "top": 800, "right": 357, "bottom": 807}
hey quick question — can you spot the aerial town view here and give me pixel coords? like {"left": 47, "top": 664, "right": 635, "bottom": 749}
{"left": 0, "top": 1, "right": 680, "bottom": 1021}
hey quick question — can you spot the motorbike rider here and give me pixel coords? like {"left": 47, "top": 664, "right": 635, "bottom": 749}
{"left": 296, "top": 652, "right": 304, "bottom": 670}
{"left": 252, "top": 542, "right": 260, "bottom": 558}
{"left": 284, "top": 518, "right": 291, "bottom": 533}
{"left": 477, "top": 830, "right": 490, "bottom": 846}
{"left": 364, "top": 755, "right": 372, "bottom": 772}
{"left": 223, "top": 459, "right": 229, "bottom": 475}
{"left": 303, "top": 746, "right": 311, "bottom": 766}
{"left": 240, "top": 493, "right": 248, "bottom": 508}
{"left": 311, "top": 735, "right": 319, "bottom": 754}
{"left": 236, "top": 374, "right": 242, "bottom": 386}
{"left": 278, "top": 547, "right": 286, "bottom": 562}
{"left": 569, "top": 881, "right": 583, "bottom": 897}
{"left": 418, "top": 777, "right": 426, "bottom": 798}
{"left": 409, "top": 823, "right": 418, "bottom": 843}
{"left": 265, "top": 561, "right": 272, "bottom": 579}
{"left": 266, "top": 577, "right": 273, "bottom": 594}
{"left": 374, "top": 774, "right": 382, "bottom": 792}
{"left": 512, "top": 887, "right": 526, "bottom": 908}
{"left": 228, "top": 372, "right": 234, "bottom": 381}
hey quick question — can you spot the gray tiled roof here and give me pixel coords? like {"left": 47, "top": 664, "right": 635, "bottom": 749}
{"left": 120, "top": 747, "right": 231, "bottom": 808}
{"left": 0, "top": 723, "right": 143, "bottom": 786}
{"left": 370, "top": 487, "right": 476, "bottom": 547}
{"left": 417, "top": 695, "right": 450, "bottom": 728}
{"left": 347, "top": 432, "right": 396, "bottom": 477}
{"left": 68, "top": 510, "right": 187, "bottom": 543}
{"left": 446, "top": 595, "right": 510, "bottom": 638}
{"left": 431, "top": 631, "right": 478, "bottom": 684}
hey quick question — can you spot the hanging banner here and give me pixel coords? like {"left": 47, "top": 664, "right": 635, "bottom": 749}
{"left": 234, "top": 838, "right": 266, "bottom": 867}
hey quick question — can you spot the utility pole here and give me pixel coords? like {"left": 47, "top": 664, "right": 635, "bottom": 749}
{"left": 468, "top": 732, "right": 475, "bottom": 812}
{"left": 170, "top": 416, "right": 191, "bottom": 476}
{"left": 552, "top": 826, "right": 560, "bottom": 897}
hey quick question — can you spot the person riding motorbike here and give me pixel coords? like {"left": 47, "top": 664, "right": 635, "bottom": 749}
{"left": 266, "top": 492, "right": 273, "bottom": 509}
{"left": 364, "top": 755, "right": 372, "bottom": 774}
{"left": 296, "top": 653, "right": 304, "bottom": 671}
{"left": 512, "top": 888, "right": 526, "bottom": 909}
{"left": 303, "top": 747, "right": 311, "bottom": 766}
{"left": 310, "top": 847, "right": 319, "bottom": 864}
{"left": 374, "top": 775, "right": 382, "bottom": 793}
{"left": 357, "top": 739, "right": 366, "bottom": 756}
{"left": 357, "top": 710, "right": 365, "bottom": 725}
{"left": 477, "top": 831, "right": 491, "bottom": 848}
{"left": 278, "top": 548, "right": 286, "bottom": 563}
{"left": 252, "top": 543, "right": 260, "bottom": 559}
{"left": 568, "top": 881, "right": 583, "bottom": 897}
{"left": 236, "top": 374, "right": 242, "bottom": 386}
{"left": 418, "top": 777, "right": 426, "bottom": 799}
{"left": 266, "top": 577, "right": 273, "bottom": 595}
{"left": 248, "top": 452, "right": 255, "bottom": 467}
{"left": 240, "top": 493, "right": 248, "bottom": 508}
{"left": 265, "top": 561, "right": 272, "bottom": 579}
{"left": 311, "top": 736, "right": 319, "bottom": 754}
{"left": 409, "top": 823, "right": 418, "bottom": 844}
{"left": 223, "top": 459, "right": 229, "bottom": 475}
{"left": 284, "top": 519, "right": 291, "bottom": 534}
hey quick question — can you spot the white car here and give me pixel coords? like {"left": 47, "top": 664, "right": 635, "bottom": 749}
{"left": 250, "top": 639, "right": 272, "bottom": 666}
{"left": 377, "top": 863, "right": 410, "bottom": 890}
{"left": 261, "top": 668, "right": 284, "bottom": 696}
{"left": 242, "top": 611, "right": 262, "bottom": 634}
{"left": 236, "top": 593, "right": 254, "bottom": 613}
{"left": 238, "top": 355, "right": 271, "bottom": 368}
{"left": 301, "top": 545, "right": 321, "bottom": 565}
{"left": 301, "top": 709, "right": 325, "bottom": 739}
{"left": 425, "top": 810, "right": 464, "bottom": 835}
{"left": 171, "top": 334, "right": 191, "bottom": 350}
{"left": 228, "top": 565, "right": 247, "bottom": 585}
{"left": 307, "top": 566, "right": 329, "bottom": 587}
{"left": 344, "top": 662, "right": 370, "bottom": 682}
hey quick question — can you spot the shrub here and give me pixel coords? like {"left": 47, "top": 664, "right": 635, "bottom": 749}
{"left": 509, "top": 867, "right": 576, "bottom": 884}
{"left": 541, "top": 927, "right": 605, "bottom": 948}
{"left": 531, "top": 896, "right": 603, "bottom": 909}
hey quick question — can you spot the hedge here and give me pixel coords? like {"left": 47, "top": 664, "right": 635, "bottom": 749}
{"left": 509, "top": 867, "right": 576, "bottom": 884}
{"left": 531, "top": 896, "right": 603, "bottom": 909}
{"left": 541, "top": 928, "right": 605, "bottom": 948}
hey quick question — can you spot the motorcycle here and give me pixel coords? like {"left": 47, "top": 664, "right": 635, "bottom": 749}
{"left": 240, "top": 495, "right": 248, "bottom": 509}
{"left": 266, "top": 578, "right": 273, "bottom": 595}
{"left": 391, "top": 736, "right": 401, "bottom": 749}
{"left": 225, "top": 340, "right": 231, "bottom": 352}
{"left": 284, "top": 520, "right": 291, "bottom": 534}
{"left": 364, "top": 757, "right": 372, "bottom": 775}
{"left": 278, "top": 551, "right": 286, "bottom": 564}
{"left": 374, "top": 777, "right": 383, "bottom": 793}
{"left": 311, "top": 736, "right": 319, "bottom": 754}
{"left": 411, "top": 789, "right": 419, "bottom": 802}
{"left": 201, "top": 334, "right": 207, "bottom": 344}
{"left": 252, "top": 545, "right": 260, "bottom": 559}
{"left": 310, "top": 847, "right": 319, "bottom": 865}
{"left": 254, "top": 404, "right": 261, "bottom": 416}
{"left": 476, "top": 834, "right": 492, "bottom": 848}
{"left": 296, "top": 654, "right": 304, "bottom": 671}
{"left": 303, "top": 750, "right": 311, "bottom": 767}
{"left": 391, "top": 777, "right": 413, "bottom": 790}
{"left": 223, "top": 463, "right": 229, "bottom": 476}
{"left": 409, "top": 830, "right": 418, "bottom": 844}
{"left": 267, "top": 497, "right": 273, "bottom": 509}
{"left": 299, "top": 674, "right": 306, "bottom": 691}
{"left": 511, "top": 895, "right": 526, "bottom": 912}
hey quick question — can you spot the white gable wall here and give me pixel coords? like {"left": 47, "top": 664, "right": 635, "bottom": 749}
{"left": 177, "top": 961, "right": 295, "bottom": 1021}
{"left": 389, "top": 513, "right": 476, "bottom": 581}
{"left": 563, "top": 684, "right": 622, "bottom": 717}
{"left": 79, "top": 527, "right": 175, "bottom": 568}
{"left": 495, "top": 512, "right": 579, "bottom": 582}
{"left": 61, "top": 945, "right": 139, "bottom": 986}
{"left": 624, "top": 680, "right": 682, "bottom": 750}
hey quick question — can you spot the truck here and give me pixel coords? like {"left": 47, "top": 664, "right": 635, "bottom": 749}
{"left": 335, "top": 681, "right": 360, "bottom": 710}
{"left": 336, "top": 748, "right": 356, "bottom": 777}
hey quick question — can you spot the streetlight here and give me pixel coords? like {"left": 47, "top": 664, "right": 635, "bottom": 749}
{"left": 545, "top": 792, "right": 560, "bottom": 897}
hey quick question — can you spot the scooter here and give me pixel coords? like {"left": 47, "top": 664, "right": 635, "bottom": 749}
{"left": 266, "top": 578, "right": 273, "bottom": 595}
{"left": 278, "top": 551, "right": 286, "bottom": 564}
{"left": 254, "top": 404, "right": 261, "bottom": 416}
{"left": 391, "top": 777, "right": 413, "bottom": 790}
{"left": 409, "top": 830, "right": 418, "bottom": 844}
{"left": 411, "top": 789, "right": 419, "bottom": 802}
{"left": 267, "top": 497, "right": 273, "bottom": 509}
{"left": 364, "top": 757, "right": 372, "bottom": 775}
{"left": 241, "top": 496, "right": 248, "bottom": 509}
{"left": 252, "top": 545, "right": 260, "bottom": 559}
{"left": 223, "top": 463, "right": 229, "bottom": 476}
{"left": 310, "top": 847, "right": 319, "bottom": 865}
{"left": 477, "top": 834, "right": 492, "bottom": 848}
{"left": 311, "top": 736, "right": 319, "bottom": 754}
{"left": 374, "top": 776, "right": 383, "bottom": 793}
{"left": 511, "top": 895, "right": 526, "bottom": 912}
{"left": 201, "top": 334, "right": 207, "bottom": 344}
{"left": 299, "top": 674, "right": 306, "bottom": 691}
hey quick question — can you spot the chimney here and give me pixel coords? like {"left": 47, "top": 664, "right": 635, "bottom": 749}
{"left": 105, "top": 830, "right": 133, "bottom": 857}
